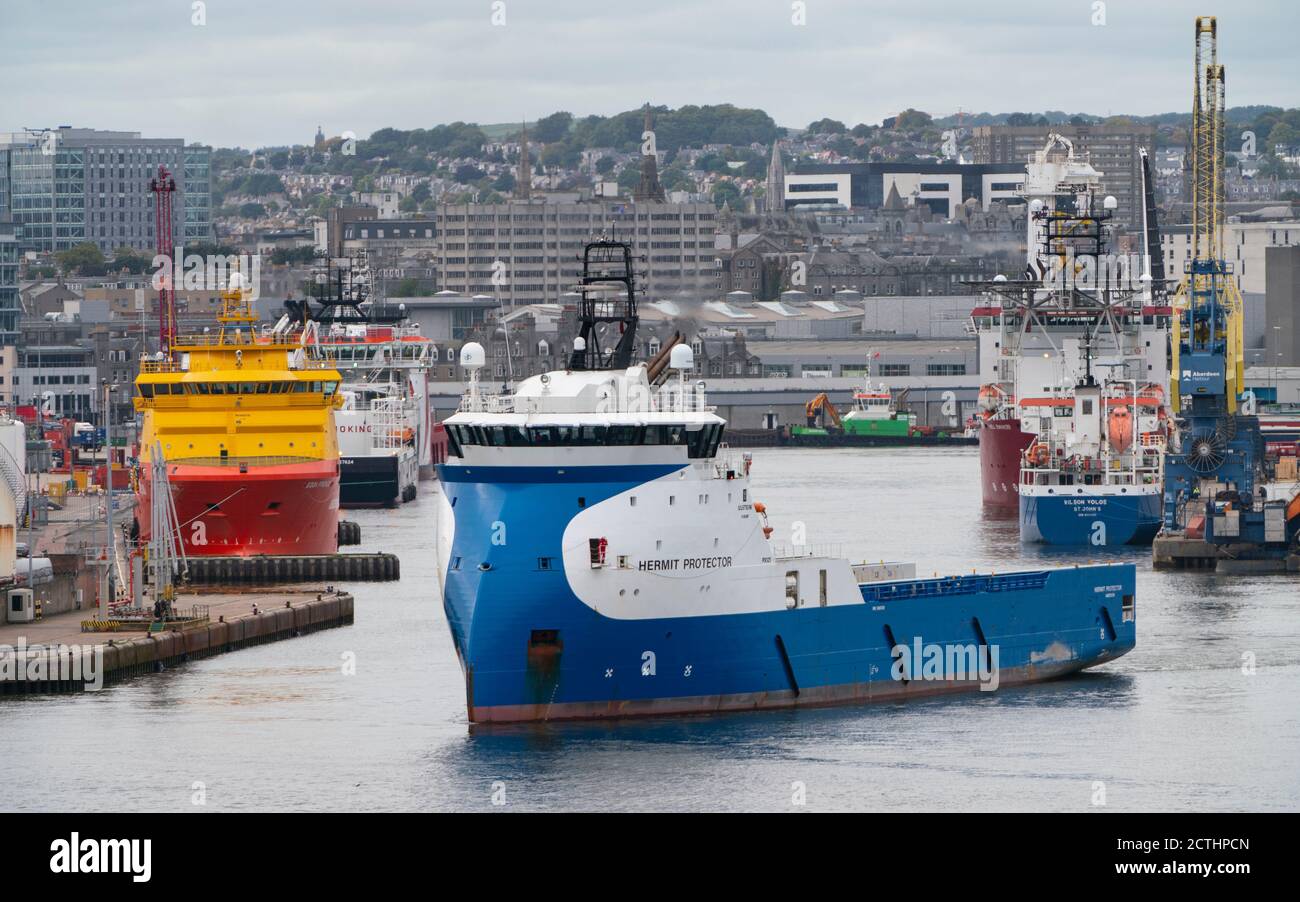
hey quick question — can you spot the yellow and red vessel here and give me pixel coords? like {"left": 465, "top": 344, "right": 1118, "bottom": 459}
{"left": 133, "top": 276, "right": 345, "bottom": 557}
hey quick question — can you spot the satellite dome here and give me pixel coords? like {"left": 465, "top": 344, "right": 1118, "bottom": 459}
{"left": 573, "top": 336, "right": 587, "bottom": 352}
{"left": 228, "top": 271, "right": 247, "bottom": 290}
{"left": 1103, "top": 196, "right": 1118, "bottom": 210}
{"left": 669, "top": 344, "right": 695, "bottom": 372}
{"left": 460, "top": 342, "right": 485, "bottom": 369}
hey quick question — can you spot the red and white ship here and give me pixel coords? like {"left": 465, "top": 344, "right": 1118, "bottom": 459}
{"left": 970, "top": 135, "right": 1172, "bottom": 509}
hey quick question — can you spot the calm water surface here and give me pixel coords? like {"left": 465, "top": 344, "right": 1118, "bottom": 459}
{"left": 3, "top": 448, "right": 1297, "bottom": 811}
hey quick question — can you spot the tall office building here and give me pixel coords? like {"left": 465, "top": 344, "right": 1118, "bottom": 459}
{"left": 0, "top": 127, "right": 212, "bottom": 254}
{"left": 971, "top": 123, "right": 1156, "bottom": 229}
{"left": 0, "top": 217, "right": 18, "bottom": 404}
{"left": 435, "top": 200, "right": 717, "bottom": 303}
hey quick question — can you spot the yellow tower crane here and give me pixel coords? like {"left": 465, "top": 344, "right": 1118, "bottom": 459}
{"left": 1171, "top": 15, "right": 1244, "bottom": 414}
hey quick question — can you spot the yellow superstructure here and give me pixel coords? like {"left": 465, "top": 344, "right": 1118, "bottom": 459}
{"left": 134, "top": 280, "right": 344, "bottom": 467}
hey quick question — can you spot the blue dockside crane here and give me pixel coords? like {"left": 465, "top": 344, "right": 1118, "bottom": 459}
{"left": 1162, "top": 18, "right": 1299, "bottom": 558}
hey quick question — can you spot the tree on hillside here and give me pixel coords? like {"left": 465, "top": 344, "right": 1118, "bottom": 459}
{"left": 616, "top": 163, "right": 641, "bottom": 193}
{"left": 661, "top": 167, "right": 694, "bottom": 192}
{"left": 711, "top": 181, "right": 741, "bottom": 210}
{"left": 533, "top": 112, "right": 574, "bottom": 143}
{"left": 1005, "top": 112, "right": 1048, "bottom": 127}
{"left": 894, "top": 109, "right": 933, "bottom": 129}
{"left": 454, "top": 164, "right": 486, "bottom": 183}
{"left": 238, "top": 173, "right": 285, "bottom": 195}
{"left": 540, "top": 142, "right": 580, "bottom": 169}
{"left": 807, "top": 118, "right": 846, "bottom": 134}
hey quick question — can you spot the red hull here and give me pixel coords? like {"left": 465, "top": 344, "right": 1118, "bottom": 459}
{"left": 137, "top": 459, "right": 340, "bottom": 557}
{"left": 979, "top": 417, "right": 1033, "bottom": 509}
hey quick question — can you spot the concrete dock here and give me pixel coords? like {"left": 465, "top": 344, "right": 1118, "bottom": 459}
{"left": 0, "top": 589, "right": 353, "bottom": 694}
{"left": 1154, "top": 533, "right": 1300, "bottom": 573}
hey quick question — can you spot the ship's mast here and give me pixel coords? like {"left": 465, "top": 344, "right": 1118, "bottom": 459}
{"left": 568, "top": 238, "right": 640, "bottom": 371}
{"left": 149, "top": 166, "right": 177, "bottom": 358}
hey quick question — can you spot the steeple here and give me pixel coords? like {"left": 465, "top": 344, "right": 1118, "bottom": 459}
{"left": 314, "top": 124, "right": 325, "bottom": 149}
{"left": 883, "top": 180, "right": 905, "bottom": 210}
{"left": 516, "top": 122, "right": 532, "bottom": 200}
{"left": 765, "top": 140, "right": 786, "bottom": 213}
{"left": 634, "top": 104, "right": 665, "bottom": 203}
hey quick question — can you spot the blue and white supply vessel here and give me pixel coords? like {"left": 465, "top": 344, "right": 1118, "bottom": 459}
{"left": 1019, "top": 354, "right": 1166, "bottom": 545}
{"left": 437, "top": 239, "right": 1136, "bottom": 723}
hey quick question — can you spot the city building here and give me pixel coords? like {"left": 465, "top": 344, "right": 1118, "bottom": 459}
{"left": 340, "top": 218, "right": 436, "bottom": 257}
{"left": 0, "top": 217, "right": 17, "bottom": 404}
{"left": 14, "top": 342, "right": 96, "bottom": 417}
{"left": 356, "top": 191, "right": 400, "bottom": 218}
{"left": 0, "top": 127, "right": 212, "bottom": 253}
{"left": 971, "top": 123, "right": 1156, "bottom": 229}
{"left": 741, "top": 337, "right": 976, "bottom": 380}
{"left": 1160, "top": 216, "right": 1300, "bottom": 359}
{"left": 315, "top": 204, "right": 377, "bottom": 257}
{"left": 1265, "top": 244, "right": 1300, "bottom": 368}
{"left": 785, "top": 161, "right": 1025, "bottom": 216}
{"left": 13, "top": 315, "right": 141, "bottom": 420}
{"left": 0, "top": 217, "right": 18, "bottom": 340}
{"left": 435, "top": 199, "right": 716, "bottom": 303}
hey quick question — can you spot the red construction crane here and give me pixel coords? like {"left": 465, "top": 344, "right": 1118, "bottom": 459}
{"left": 149, "top": 165, "right": 177, "bottom": 357}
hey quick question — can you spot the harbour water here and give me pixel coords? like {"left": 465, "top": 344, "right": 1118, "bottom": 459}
{"left": 2, "top": 448, "right": 1297, "bottom": 812}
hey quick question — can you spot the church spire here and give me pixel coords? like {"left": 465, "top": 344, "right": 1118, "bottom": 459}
{"left": 634, "top": 104, "right": 665, "bottom": 203}
{"left": 883, "top": 179, "right": 905, "bottom": 210}
{"left": 515, "top": 122, "right": 532, "bottom": 200}
{"left": 765, "top": 140, "right": 786, "bottom": 214}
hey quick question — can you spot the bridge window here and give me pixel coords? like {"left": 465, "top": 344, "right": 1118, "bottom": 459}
{"left": 444, "top": 422, "right": 724, "bottom": 458}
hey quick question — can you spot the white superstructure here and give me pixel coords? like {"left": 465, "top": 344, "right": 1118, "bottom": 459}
{"left": 438, "top": 344, "right": 914, "bottom": 620}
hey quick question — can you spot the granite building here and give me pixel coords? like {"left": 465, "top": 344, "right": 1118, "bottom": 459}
{"left": 435, "top": 200, "right": 716, "bottom": 304}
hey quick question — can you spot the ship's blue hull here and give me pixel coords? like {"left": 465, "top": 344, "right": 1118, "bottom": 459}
{"left": 1019, "top": 490, "right": 1163, "bottom": 546}
{"left": 440, "top": 464, "right": 1137, "bottom": 722}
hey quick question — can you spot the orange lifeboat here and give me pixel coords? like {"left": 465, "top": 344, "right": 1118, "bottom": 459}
{"left": 977, "top": 384, "right": 1005, "bottom": 413}
{"left": 1108, "top": 406, "right": 1134, "bottom": 453}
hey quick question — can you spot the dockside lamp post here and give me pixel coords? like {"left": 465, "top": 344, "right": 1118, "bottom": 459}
{"left": 101, "top": 379, "right": 116, "bottom": 617}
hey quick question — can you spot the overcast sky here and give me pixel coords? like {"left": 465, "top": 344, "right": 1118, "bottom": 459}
{"left": 5, "top": 0, "right": 1296, "bottom": 148}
